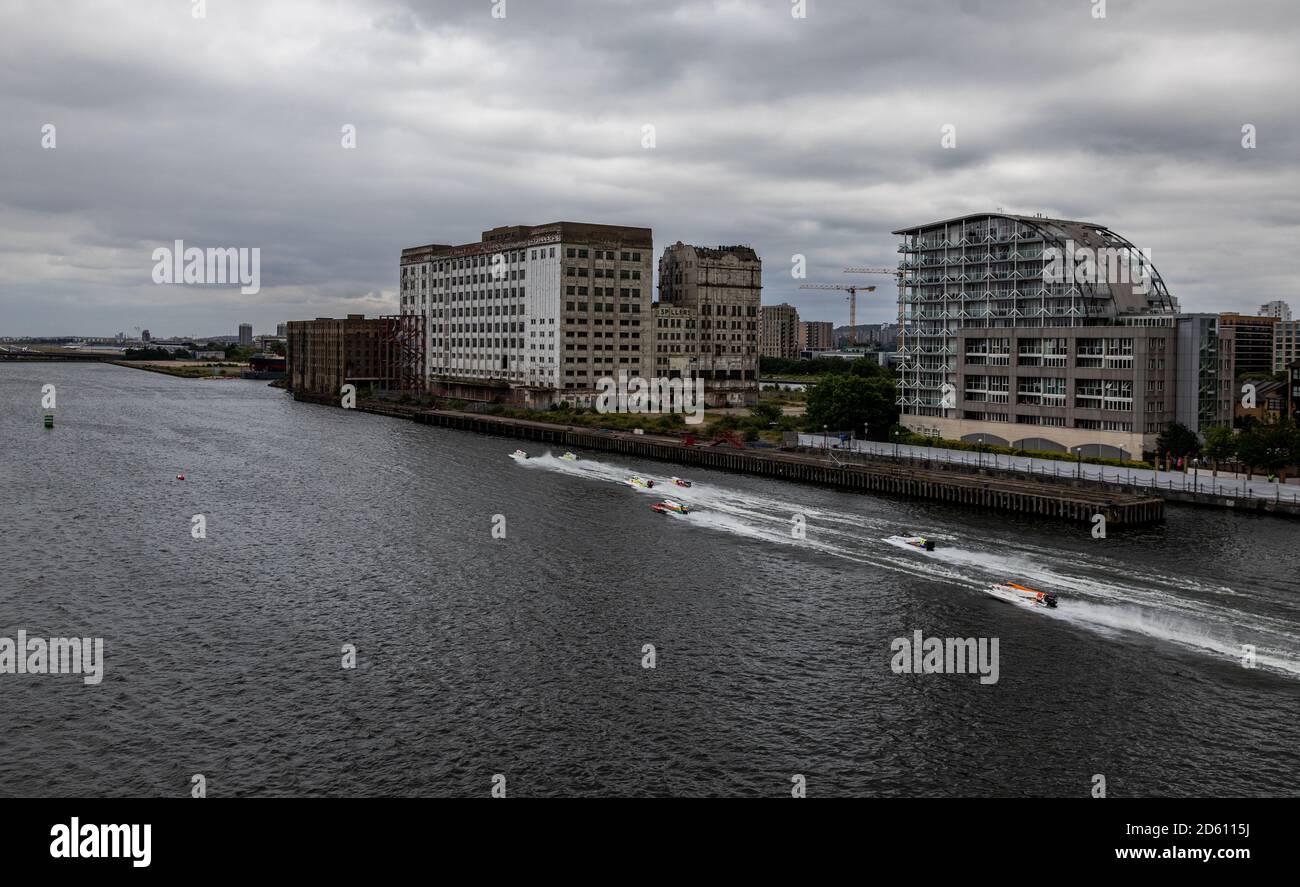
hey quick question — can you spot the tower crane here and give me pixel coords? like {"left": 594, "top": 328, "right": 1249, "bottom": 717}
{"left": 798, "top": 283, "right": 876, "bottom": 345}
{"left": 843, "top": 267, "right": 909, "bottom": 343}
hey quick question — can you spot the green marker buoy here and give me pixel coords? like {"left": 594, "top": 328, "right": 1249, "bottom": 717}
{"left": 43, "top": 413, "right": 54, "bottom": 428}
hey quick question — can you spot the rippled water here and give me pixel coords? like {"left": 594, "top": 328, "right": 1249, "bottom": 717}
{"left": 2, "top": 363, "right": 1298, "bottom": 797}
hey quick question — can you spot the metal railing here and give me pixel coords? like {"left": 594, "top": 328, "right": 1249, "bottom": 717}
{"left": 794, "top": 435, "right": 1300, "bottom": 504}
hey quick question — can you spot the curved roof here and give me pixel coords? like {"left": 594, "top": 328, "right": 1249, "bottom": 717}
{"left": 892, "top": 212, "right": 1177, "bottom": 315}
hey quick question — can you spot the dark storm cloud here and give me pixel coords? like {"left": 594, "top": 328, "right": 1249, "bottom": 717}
{"left": 0, "top": 0, "right": 1296, "bottom": 336}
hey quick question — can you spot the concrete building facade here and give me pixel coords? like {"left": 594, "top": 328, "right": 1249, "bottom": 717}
{"left": 657, "top": 242, "right": 761, "bottom": 406}
{"left": 760, "top": 303, "right": 800, "bottom": 360}
{"left": 1260, "top": 300, "right": 1292, "bottom": 322}
{"left": 400, "top": 222, "right": 653, "bottom": 406}
{"left": 238, "top": 323, "right": 253, "bottom": 347}
{"left": 798, "top": 320, "right": 835, "bottom": 352}
{"left": 1219, "top": 313, "right": 1277, "bottom": 378}
{"left": 1272, "top": 319, "right": 1300, "bottom": 373}
{"left": 651, "top": 303, "right": 698, "bottom": 379}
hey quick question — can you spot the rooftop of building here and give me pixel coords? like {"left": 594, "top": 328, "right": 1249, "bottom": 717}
{"left": 402, "top": 222, "right": 653, "bottom": 262}
{"left": 1219, "top": 313, "right": 1279, "bottom": 324}
{"left": 893, "top": 211, "right": 1178, "bottom": 316}
{"left": 892, "top": 211, "right": 1104, "bottom": 236}
{"left": 665, "top": 241, "right": 760, "bottom": 262}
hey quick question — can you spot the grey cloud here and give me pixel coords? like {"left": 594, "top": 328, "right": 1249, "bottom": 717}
{"left": 0, "top": 0, "right": 1296, "bottom": 336}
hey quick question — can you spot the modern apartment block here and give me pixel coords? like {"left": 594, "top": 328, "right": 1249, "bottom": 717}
{"left": 760, "top": 303, "right": 800, "bottom": 360}
{"left": 1218, "top": 313, "right": 1277, "bottom": 378}
{"left": 657, "top": 242, "right": 762, "bottom": 406}
{"left": 1272, "top": 320, "right": 1300, "bottom": 372}
{"left": 399, "top": 222, "right": 653, "bottom": 406}
{"left": 1259, "top": 300, "right": 1292, "bottom": 322}
{"left": 894, "top": 212, "right": 1192, "bottom": 459}
{"left": 238, "top": 323, "right": 253, "bottom": 347}
{"left": 798, "top": 320, "right": 835, "bottom": 351}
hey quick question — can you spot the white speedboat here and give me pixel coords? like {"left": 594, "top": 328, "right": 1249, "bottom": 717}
{"left": 986, "top": 582, "right": 1058, "bottom": 610}
{"left": 651, "top": 499, "right": 691, "bottom": 516}
{"left": 900, "top": 535, "right": 936, "bottom": 551}
{"left": 510, "top": 449, "right": 528, "bottom": 460}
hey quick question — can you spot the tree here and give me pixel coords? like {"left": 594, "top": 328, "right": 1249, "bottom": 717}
{"left": 849, "top": 357, "right": 893, "bottom": 382}
{"left": 1236, "top": 418, "right": 1300, "bottom": 482}
{"left": 1156, "top": 421, "right": 1199, "bottom": 471}
{"left": 805, "top": 373, "right": 898, "bottom": 441}
{"left": 1201, "top": 425, "right": 1236, "bottom": 480}
{"left": 750, "top": 400, "right": 783, "bottom": 426}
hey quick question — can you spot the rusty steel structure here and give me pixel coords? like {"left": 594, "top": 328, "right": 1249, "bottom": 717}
{"left": 379, "top": 313, "right": 426, "bottom": 394}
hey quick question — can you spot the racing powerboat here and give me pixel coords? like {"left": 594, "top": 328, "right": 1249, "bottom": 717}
{"left": 626, "top": 476, "right": 655, "bottom": 489}
{"left": 651, "top": 499, "right": 691, "bottom": 516}
{"left": 901, "top": 535, "right": 936, "bottom": 551}
{"left": 510, "top": 449, "right": 528, "bottom": 460}
{"left": 986, "top": 582, "right": 1058, "bottom": 610}
{"left": 560, "top": 452, "right": 578, "bottom": 461}
{"left": 670, "top": 477, "right": 692, "bottom": 488}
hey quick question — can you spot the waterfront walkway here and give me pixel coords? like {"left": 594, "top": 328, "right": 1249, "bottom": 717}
{"left": 797, "top": 434, "right": 1300, "bottom": 505}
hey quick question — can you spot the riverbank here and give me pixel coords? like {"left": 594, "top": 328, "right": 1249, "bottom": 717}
{"left": 109, "top": 360, "right": 250, "bottom": 379}
{"left": 291, "top": 390, "right": 1166, "bottom": 526}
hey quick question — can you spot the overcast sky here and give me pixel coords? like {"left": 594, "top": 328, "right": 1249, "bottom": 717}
{"left": 2, "top": 0, "right": 1297, "bottom": 338}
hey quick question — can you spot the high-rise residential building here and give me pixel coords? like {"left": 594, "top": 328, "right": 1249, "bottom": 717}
{"left": 1272, "top": 319, "right": 1300, "bottom": 372}
{"left": 238, "top": 323, "right": 253, "bottom": 347}
{"left": 798, "top": 321, "right": 835, "bottom": 352}
{"left": 894, "top": 212, "right": 1190, "bottom": 459}
{"left": 1218, "top": 313, "right": 1277, "bottom": 378}
{"left": 760, "top": 304, "right": 800, "bottom": 360}
{"left": 276, "top": 323, "right": 287, "bottom": 337}
{"left": 141, "top": 329, "right": 151, "bottom": 342}
{"left": 657, "top": 242, "right": 761, "bottom": 406}
{"left": 400, "top": 223, "right": 653, "bottom": 406}
{"left": 1259, "top": 300, "right": 1292, "bottom": 322}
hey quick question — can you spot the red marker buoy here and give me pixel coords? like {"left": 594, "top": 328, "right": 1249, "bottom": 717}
{"left": 177, "top": 474, "right": 185, "bottom": 481}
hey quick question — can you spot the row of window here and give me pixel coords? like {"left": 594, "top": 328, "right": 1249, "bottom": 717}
{"left": 565, "top": 248, "right": 642, "bottom": 262}
{"left": 566, "top": 266, "right": 641, "bottom": 279}
{"left": 564, "top": 301, "right": 642, "bottom": 312}
{"left": 960, "top": 412, "right": 1135, "bottom": 432}
{"left": 565, "top": 287, "right": 641, "bottom": 298}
